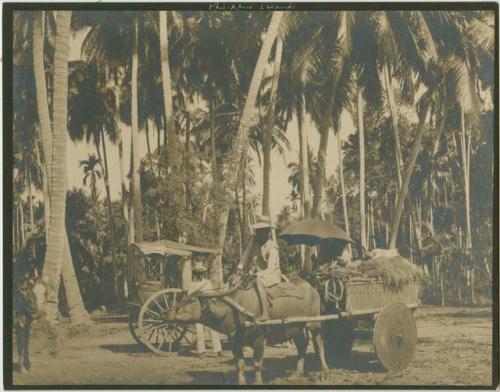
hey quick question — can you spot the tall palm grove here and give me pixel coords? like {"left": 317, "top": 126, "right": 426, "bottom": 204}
{"left": 12, "top": 10, "right": 494, "bottom": 327}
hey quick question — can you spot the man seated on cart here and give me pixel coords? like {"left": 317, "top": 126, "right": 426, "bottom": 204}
{"left": 317, "top": 239, "right": 352, "bottom": 268}
{"left": 237, "top": 217, "right": 281, "bottom": 321}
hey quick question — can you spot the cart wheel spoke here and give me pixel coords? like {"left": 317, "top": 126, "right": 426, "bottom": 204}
{"left": 163, "top": 293, "right": 170, "bottom": 310}
{"left": 153, "top": 298, "right": 164, "bottom": 312}
{"left": 144, "top": 307, "right": 161, "bottom": 318}
{"left": 142, "top": 318, "right": 163, "bottom": 324}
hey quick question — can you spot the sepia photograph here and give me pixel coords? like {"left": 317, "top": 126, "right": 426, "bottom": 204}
{"left": 4, "top": 2, "right": 498, "bottom": 388}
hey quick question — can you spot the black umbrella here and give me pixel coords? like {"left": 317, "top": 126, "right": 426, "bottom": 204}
{"left": 279, "top": 219, "right": 354, "bottom": 246}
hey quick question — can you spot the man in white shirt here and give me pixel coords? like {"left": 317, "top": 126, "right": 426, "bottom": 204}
{"left": 188, "top": 261, "right": 223, "bottom": 358}
{"left": 237, "top": 218, "right": 281, "bottom": 321}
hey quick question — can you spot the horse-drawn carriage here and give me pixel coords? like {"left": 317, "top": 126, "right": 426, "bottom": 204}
{"left": 126, "top": 240, "right": 218, "bottom": 355}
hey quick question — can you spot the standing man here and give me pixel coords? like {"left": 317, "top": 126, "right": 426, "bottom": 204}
{"left": 237, "top": 217, "right": 281, "bottom": 321}
{"left": 188, "top": 261, "right": 223, "bottom": 357}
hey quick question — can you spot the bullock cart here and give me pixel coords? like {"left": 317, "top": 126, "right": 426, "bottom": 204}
{"left": 126, "top": 240, "right": 218, "bottom": 355}
{"left": 242, "top": 219, "right": 421, "bottom": 372}
{"left": 244, "top": 274, "right": 420, "bottom": 371}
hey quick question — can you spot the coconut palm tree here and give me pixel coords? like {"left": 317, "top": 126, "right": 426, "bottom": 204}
{"left": 75, "top": 11, "right": 132, "bottom": 225}
{"left": 80, "top": 154, "right": 102, "bottom": 202}
{"left": 212, "top": 11, "right": 284, "bottom": 287}
{"left": 31, "top": 10, "right": 91, "bottom": 324}
{"left": 41, "top": 10, "right": 73, "bottom": 324}
{"left": 159, "top": 11, "right": 179, "bottom": 170}
{"left": 261, "top": 37, "right": 283, "bottom": 217}
{"left": 130, "top": 17, "right": 144, "bottom": 243}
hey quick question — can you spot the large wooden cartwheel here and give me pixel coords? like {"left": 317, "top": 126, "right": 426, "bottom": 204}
{"left": 137, "top": 288, "right": 197, "bottom": 355}
{"left": 373, "top": 302, "right": 417, "bottom": 371}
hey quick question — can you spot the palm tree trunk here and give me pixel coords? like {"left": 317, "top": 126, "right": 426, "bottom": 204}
{"left": 100, "top": 127, "right": 118, "bottom": 303}
{"left": 383, "top": 66, "right": 403, "bottom": 186}
{"left": 383, "top": 65, "right": 422, "bottom": 254}
{"left": 242, "top": 156, "right": 248, "bottom": 250}
{"left": 145, "top": 120, "right": 152, "bottom": 160}
{"left": 35, "top": 138, "right": 51, "bottom": 243}
{"left": 262, "top": 37, "right": 283, "bottom": 216}
{"left": 157, "top": 117, "right": 162, "bottom": 155}
{"left": 42, "top": 10, "right": 72, "bottom": 324}
{"left": 33, "top": 12, "right": 52, "bottom": 243}
{"left": 62, "top": 230, "right": 91, "bottom": 324}
{"left": 337, "top": 132, "right": 352, "bottom": 254}
{"left": 34, "top": 17, "right": 89, "bottom": 321}
{"left": 370, "top": 199, "right": 377, "bottom": 249}
{"left": 27, "top": 170, "right": 35, "bottom": 243}
{"left": 389, "top": 101, "right": 430, "bottom": 249}
{"left": 212, "top": 11, "right": 284, "bottom": 288}
{"left": 159, "top": 11, "right": 178, "bottom": 170}
{"left": 209, "top": 98, "right": 218, "bottom": 185}
{"left": 312, "top": 122, "right": 329, "bottom": 218}
{"left": 19, "top": 202, "right": 26, "bottom": 247}
{"left": 297, "top": 101, "right": 313, "bottom": 270}
{"left": 114, "top": 73, "right": 128, "bottom": 223}
{"left": 15, "top": 201, "right": 19, "bottom": 255}
{"left": 357, "top": 86, "right": 366, "bottom": 251}
{"left": 33, "top": 11, "right": 52, "bottom": 175}
{"left": 460, "top": 108, "right": 472, "bottom": 250}
{"left": 235, "top": 190, "right": 244, "bottom": 257}
{"left": 184, "top": 100, "right": 192, "bottom": 209}
{"left": 297, "top": 99, "right": 311, "bottom": 219}
{"left": 131, "top": 18, "right": 143, "bottom": 242}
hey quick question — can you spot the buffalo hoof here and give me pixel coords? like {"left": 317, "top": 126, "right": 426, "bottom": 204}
{"left": 290, "top": 370, "right": 304, "bottom": 379}
{"left": 312, "top": 369, "right": 329, "bottom": 382}
{"left": 318, "top": 368, "right": 330, "bottom": 381}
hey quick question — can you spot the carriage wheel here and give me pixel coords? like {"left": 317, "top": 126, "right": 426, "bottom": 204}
{"left": 323, "top": 318, "right": 355, "bottom": 367}
{"left": 373, "top": 302, "right": 417, "bottom": 371}
{"left": 137, "top": 288, "right": 197, "bottom": 355}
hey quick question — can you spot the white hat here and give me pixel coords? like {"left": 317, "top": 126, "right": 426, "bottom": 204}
{"left": 252, "top": 216, "right": 276, "bottom": 230}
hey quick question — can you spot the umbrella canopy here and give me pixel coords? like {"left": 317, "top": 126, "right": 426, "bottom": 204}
{"left": 279, "top": 219, "right": 354, "bottom": 246}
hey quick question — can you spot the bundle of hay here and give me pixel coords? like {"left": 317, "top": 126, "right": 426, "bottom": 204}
{"left": 353, "top": 255, "right": 425, "bottom": 291}
{"left": 313, "top": 251, "right": 425, "bottom": 293}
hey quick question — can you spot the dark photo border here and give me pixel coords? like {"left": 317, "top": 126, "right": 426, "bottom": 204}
{"left": 3, "top": 2, "right": 499, "bottom": 390}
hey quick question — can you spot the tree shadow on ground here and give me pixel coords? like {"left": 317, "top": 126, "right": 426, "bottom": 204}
{"left": 332, "top": 350, "right": 386, "bottom": 373}
{"left": 99, "top": 343, "right": 151, "bottom": 355}
{"left": 92, "top": 315, "right": 129, "bottom": 324}
{"left": 186, "top": 349, "right": 385, "bottom": 385}
{"left": 186, "top": 356, "right": 292, "bottom": 385}
{"left": 442, "top": 310, "right": 491, "bottom": 319}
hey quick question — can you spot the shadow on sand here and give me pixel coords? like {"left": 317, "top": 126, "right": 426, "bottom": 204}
{"left": 186, "top": 349, "right": 385, "bottom": 385}
{"left": 99, "top": 343, "right": 152, "bottom": 355}
{"left": 443, "top": 310, "right": 492, "bottom": 319}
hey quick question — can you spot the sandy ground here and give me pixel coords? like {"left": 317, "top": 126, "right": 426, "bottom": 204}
{"left": 10, "top": 305, "right": 494, "bottom": 387}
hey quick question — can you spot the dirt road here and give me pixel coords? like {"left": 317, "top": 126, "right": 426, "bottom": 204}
{"left": 11, "top": 305, "right": 493, "bottom": 387}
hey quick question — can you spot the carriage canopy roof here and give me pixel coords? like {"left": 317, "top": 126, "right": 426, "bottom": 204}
{"left": 128, "top": 240, "right": 218, "bottom": 258}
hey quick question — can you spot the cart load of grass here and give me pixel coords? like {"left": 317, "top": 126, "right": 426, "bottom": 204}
{"left": 353, "top": 255, "right": 426, "bottom": 291}
{"left": 314, "top": 253, "right": 426, "bottom": 292}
